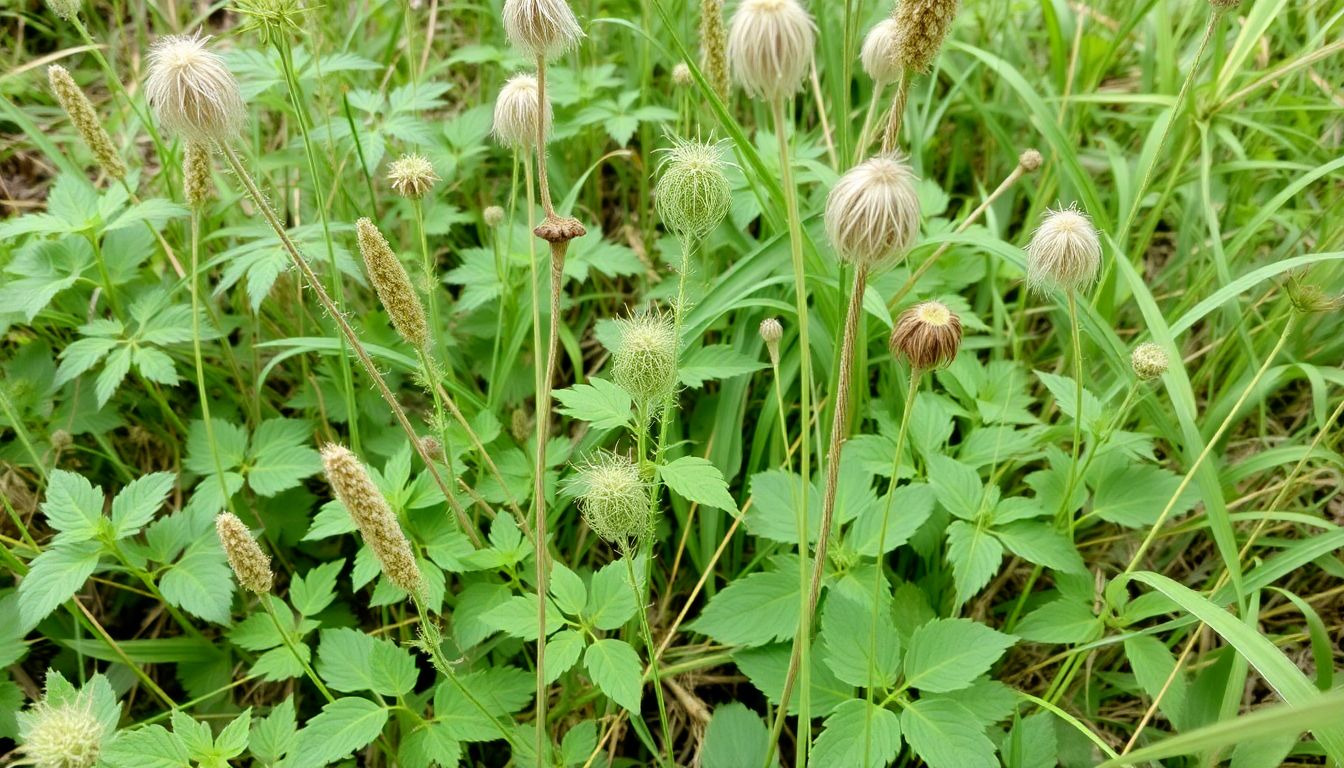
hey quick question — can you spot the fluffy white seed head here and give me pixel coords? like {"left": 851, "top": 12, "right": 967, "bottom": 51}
{"left": 655, "top": 137, "right": 732, "bottom": 243}
{"left": 727, "top": 0, "right": 816, "bottom": 102}
{"left": 1131, "top": 342, "right": 1169, "bottom": 380}
{"left": 1025, "top": 205, "right": 1102, "bottom": 295}
{"left": 145, "top": 33, "right": 245, "bottom": 144}
{"left": 386, "top": 153, "right": 439, "bottom": 199}
{"left": 492, "top": 73, "right": 552, "bottom": 150}
{"left": 502, "top": 0, "right": 584, "bottom": 60}
{"left": 483, "top": 205, "right": 506, "bottom": 227}
{"left": 824, "top": 154, "right": 921, "bottom": 271}
{"left": 861, "top": 19, "right": 902, "bottom": 84}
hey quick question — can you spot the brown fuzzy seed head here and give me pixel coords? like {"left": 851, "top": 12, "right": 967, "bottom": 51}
{"left": 387, "top": 153, "right": 439, "bottom": 199}
{"left": 183, "top": 141, "right": 215, "bottom": 208}
{"left": 534, "top": 215, "right": 586, "bottom": 243}
{"left": 1019, "top": 148, "right": 1043, "bottom": 172}
{"left": 698, "top": 0, "right": 730, "bottom": 100}
{"left": 492, "top": 73, "right": 552, "bottom": 150}
{"left": 860, "top": 19, "right": 903, "bottom": 84}
{"left": 890, "top": 300, "right": 962, "bottom": 370}
{"left": 215, "top": 512, "right": 273, "bottom": 594}
{"left": 483, "top": 205, "right": 507, "bottom": 227}
{"left": 321, "top": 444, "right": 423, "bottom": 596}
{"left": 502, "top": 0, "right": 584, "bottom": 59}
{"left": 1025, "top": 205, "right": 1102, "bottom": 295}
{"left": 1130, "top": 342, "right": 1168, "bottom": 381}
{"left": 890, "top": 0, "right": 960, "bottom": 73}
{"left": 145, "top": 33, "right": 245, "bottom": 144}
{"left": 355, "top": 218, "right": 430, "bottom": 350}
{"left": 759, "top": 317, "right": 783, "bottom": 365}
{"left": 727, "top": 0, "right": 816, "bottom": 102}
{"left": 824, "top": 154, "right": 921, "bottom": 271}
{"left": 48, "top": 65, "right": 126, "bottom": 181}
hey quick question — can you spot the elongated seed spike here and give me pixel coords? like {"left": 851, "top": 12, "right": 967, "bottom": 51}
{"left": 699, "top": 0, "right": 730, "bottom": 100}
{"left": 321, "top": 443, "right": 423, "bottom": 596}
{"left": 355, "top": 217, "right": 430, "bottom": 350}
{"left": 891, "top": 0, "right": 960, "bottom": 73}
{"left": 215, "top": 512, "right": 274, "bottom": 593}
{"left": 183, "top": 141, "right": 215, "bottom": 207}
{"left": 48, "top": 65, "right": 126, "bottom": 181}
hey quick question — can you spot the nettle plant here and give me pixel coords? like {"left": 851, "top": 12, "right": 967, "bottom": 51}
{"left": 4, "top": 0, "right": 1343, "bottom": 766}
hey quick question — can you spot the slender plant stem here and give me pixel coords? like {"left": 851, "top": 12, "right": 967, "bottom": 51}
{"left": 261, "top": 596, "right": 335, "bottom": 703}
{"left": 218, "top": 143, "right": 482, "bottom": 547}
{"left": 1057, "top": 291, "right": 1085, "bottom": 532}
{"left": 881, "top": 72, "right": 911, "bottom": 154}
{"left": 85, "top": 234, "right": 122, "bottom": 320}
{"left": 412, "top": 199, "right": 443, "bottom": 360}
{"left": 535, "top": 56, "right": 556, "bottom": 219}
{"left": 413, "top": 600, "right": 521, "bottom": 749}
{"left": 854, "top": 81, "right": 886, "bottom": 165}
{"left": 625, "top": 549, "right": 674, "bottom": 767}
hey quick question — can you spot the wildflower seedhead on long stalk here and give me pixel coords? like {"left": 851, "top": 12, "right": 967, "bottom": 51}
{"left": 387, "top": 153, "right": 439, "bottom": 200}
{"left": 321, "top": 444, "right": 423, "bottom": 596}
{"left": 502, "top": 0, "right": 584, "bottom": 59}
{"left": 1131, "top": 342, "right": 1169, "bottom": 381}
{"left": 861, "top": 19, "right": 903, "bottom": 84}
{"left": 655, "top": 137, "right": 732, "bottom": 243}
{"left": 1025, "top": 205, "right": 1102, "bottom": 295}
{"left": 492, "top": 73, "right": 552, "bottom": 150}
{"left": 47, "top": 65, "right": 125, "bottom": 180}
{"left": 891, "top": 0, "right": 960, "bottom": 73}
{"left": 890, "top": 301, "right": 962, "bottom": 371}
{"left": 145, "top": 32, "right": 245, "bottom": 144}
{"left": 574, "top": 453, "right": 652, "bottom": 544}
{"left": 215, "top": 512, "right": 274, "bottom": 594}
{"left": 825, "top": 154, "right": 921, "bottom": 270}
{"left": 727, "top": 0, "right": 815, "bottom": 102}
{"left": 17, "top": 685, "right": 108, "bottom": 768}
{"left": 355, "top": 217, "right": 430, "bottom": 350}
{"left": 613, "top": 310, "right": 679, "bottom": 406}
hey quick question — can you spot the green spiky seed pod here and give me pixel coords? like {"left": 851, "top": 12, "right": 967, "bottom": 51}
{"left": 655, "top": 137, "right": 731, "bottom": 243}
{"left": 1025, "top": 205, "right": 1102, "bottom": 295}
{"left": 612, "top": 310, "right": 678, "bottom": 405}
{"left": 355, "top": 217, "right": 430, "bottom": 350}
{"left": 45, "top": 0, "right": 80, "bottom": 20}
{"left": 387, "top": 153, "right": 439, "bottom": 200}
{"left": 891, "top": 0, "right": 960, "bottom": 73}
{"left": 575, "top": 453, "right": 651, "bottom": 544}
{"left": 1131, "top": 342, "right": 1169, "bottom": 381}
{"left": 183, "top": 141, "right": 215, "bottom": 208}
{"left": 699, "top": 0, "right": 730, "bottom": 100}
{"left": 321, "top": 444, "right": 423, "bottom": 596}
{"left": 16, "top": 683, "right": 108, "bottom": 768}
{"left": 47, "top": 65, "right": 125, "bottom": 181}
{"left": 215, "top": 512, "right": 273, "bottom": 593}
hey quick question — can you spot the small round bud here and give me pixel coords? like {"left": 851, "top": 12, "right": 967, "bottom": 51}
{"left": 387, "top": 153, "right": 439, "bottom": 200}
{"left": 672, "top": 62, "right": 693, "bottom": 87}
{"left": 215, "top": 512, "right": 274, "bottom": 594}
{"left": 1130, "top": 342, "right": 1168, "bottom": 381}
{"left": 824, "top": 154, "right": 921, "bottom": 271}
{"left": 891, "top": 0, "right": 960, "bottom": 73}
{"left": 890, "top": 300, "right": 962, "bottom": 370}
{"left": 502, "top": 0, "right": 584, "bottom": 60}
{"left": 321, "top": 444, "right": 423, "bottom": 596}
{"left": 48, "top": 65, "right": 126, "bottom": 181}
{"left": 759, "top": 317, "right": 783, "bottom": 366}
{"left": 655, "top": 137, "right": 732, "bottom": 243}
{"left": 17, "top": 686, "right": 108, "bottom": 768}
{"left": 613, "top": 310, "right": 678, "bottom": 405}
{"left": 860, "top": 19, "right": 902, "bottom": 84}
{"left": 51, "top": 429, "right": 73, "bottom": 452}
{"left": 45, "top": 0, "right": 80, "bottom": 20}
{"left": 727, "top": 0, "right": 816, "bottom": 102}
{"left": 574, "top": 453, "right": 651, "bottom": 545}
{"left": 183, "top": 141, "right": 215, "bottom": 208}
{"left": 492, "top": 73, "right": 552, "bottom": 150}
{"left": 1019, "top": 148, "right": 1043, "bottom": 172}
{"left": 418, "top": 435, "right": 445, "bottom": 463}
{"left": 1025, "top": 205, "right": 1102, "bottom": 295}
{"left": 356, "top": 218, "right": 430, "bottom": 350}
{"left": 511, "top": 408, "right": 532, "bottom": 442}
{"left": 483, "top": 205, "right": 507, "bottom": 227}
{"left": 145, "top": 33, "right": 245, "bottom": 144}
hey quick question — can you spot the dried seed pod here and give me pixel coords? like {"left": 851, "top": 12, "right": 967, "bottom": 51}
{"left": 824, "top": 153, "right": 921, "bottom": 271}
{"left": 891, "top": 0, "right": 960, "bottom": 73}
{"left": 492, "top": 73, "right": 552, "bottom": 150}
{"left": 183, "top": 141, "right": 215, "bottom": 208}
{"left": 1025, "top": 205, "right": 1102, "bottom": 295}
{"left": 575, "top": 452, "right": 651, "bottom": 544}
{"left": 502, "top": 0, "right": 583, "bottom": 60}
{"left": 387, "top": 153, "right": 439, "bottom": 200}
{"left": 1131, "top": 342, "right": 1169, "bottom": 381}
{"left": 355, "top": 217, "right": 430, "bottom": 350}
{"left": 215, "top": 512, "right": 274, "bottom": 594}
{"left": 613, "top": 310, "right": 678, "bottom": 405}
{"left": 655, "top": 137, "right": 731, "bottom": 243}
{"left": 48, "top": 65, "right": 126, "bottom": 181}
{"left": 727, "top": 0, "right": 815, "bottom": 102}
{"left": 145, "top": 32, "right": 245, "bottom": 144}
{"left": 759, "top": 317, "right": 783, "bottom": 366}
{"left": 418, "top": 435, "right": 445, "bottom": 463}
{"left": 698, "top": 0, "right": 730, "bottom": 99}
{"left": 890, "top": 300, "right": 962, "bottom": 371}
{"left": 321, "top": 444, "right": 423, "bottom": 596}
{"left": 861, "top": 19, "right": 902, "bottom": 84}
{"left": 1019, "top": 148, "right": 1043, "bottom": 172}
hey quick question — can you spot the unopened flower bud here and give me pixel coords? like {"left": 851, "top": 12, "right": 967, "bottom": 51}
{"left": 759, "top": 317, "right": 783, "bottom": 366}
{"left": 575, "top": 453, "right": 651, "bottom": 545}
{"left": 1019, "top": 148, "right": 1043, "bottom": 172}
{"left": 1130, "top": 342, "right": 1168, "bottom": 381}
{"left": 484, "top": 205, "right": 506, "bottom": 227}
{"left": 613, "top": 310, "right": 678, "bottom": 406}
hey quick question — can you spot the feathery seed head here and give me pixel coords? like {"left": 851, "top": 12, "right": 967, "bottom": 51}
{"left": 146, "top": 33, "right": 245, "bottom": 144}
{"left": 502, "top": 0, "right": 584, "bottom": 60}
{"left": 17, "top": 691, "right": 106, "bottom": 768}
{"left": 613, "top": 310, "right": 678, "bottom": 405}
{"left": 48, "top": 65, "right": 126, "bottom": 181}
{"left": 492, "top": 73, "right": 551, "bottom": 150}
{"left": 825, "top": 153, "right": 921, "bottom": 271}
{"left": 45, "top": 0, "right": 81, "bottom": 20}
{"left": 483, "top": 205, "right": 507, "bottom": 227}
{"left": 672, "top": 62, "right": 694, "bottom": 87}
{"left": 861, "top": 19, "right": 903, "bottom": 84}
{"left": 759, "top": 317, "right": 783, "bottom": 366}
{"left": 215, "top": 512, "right": 273, "bottom": 594}
{"left": 727, "top": 0, "right": 816, "bottom": 102}
{"left": 183, "top": 141, "right": 215, "bottom": 207}
{"left": 699, "top": 0, "right": 730, "bottom": 99}
{"left": 1025, "top": 205, "right": 1102, "bottom": 295}
{"left": 1285, "top": 274, "right": 1343, "bottom": 314}
{"left": 574, "top": 453, "right": 652, "bottom": 545}
{"left": 1019, "top": 148, "right": 1043, "bottom": 172}
{"left": 1130, "top": 342, "right": 1168, "bottom": 381}
{"left": 655, "top": 137, "right": 732, "bottom": 243}
{"left": 356, "top": 218, "right": 430, "bottom": 350}
{"left": 890, "top": 0, "right": 960, "bottom": 73}
{"left": 890, "top": 300, "right": 962, "bottom": 370}
{"left": 387, "top": 153, "right": 439, "bottom": 199}
{"left": 321, "top": 444, "right": 423, "bottom": 596}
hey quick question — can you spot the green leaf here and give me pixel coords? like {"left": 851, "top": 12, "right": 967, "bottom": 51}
{"left": 1003, "top": 712, "right": 1058, "bottom": 768}
{"left": 901, "top": 698, "right": 998, "bottom": 768}
{"left": 159, "top": 537, "right": 235, "bottom": 624}
{"left": 434, "top": 667, "right": 532, "bottom": 742}
{"left": 18, "top": 540, "right": 102, "bottom": 630}
{"left": 399, "top": 721, "right": 461, "bottom": 768}
{"left": 549, "top": 561, "right": 587, "bottom": 617}
{"left": 688, "top": 565, "right": 799, "bottom": 646}
{"left": 289, "top": 697, "right": 389, "bottom": 768}
{"left": 185, "top": 419, "right": 247, "bottom": 475}
{"left": 103, "top": 725, "right": 192, "bottom": 768}
{"left": 1090, "top": 459, "right": 1194, "bottom": 528}
{"left": 133, "top": 347, "right": 178, "bottom": 386}
{"left": 1124, "top": 635, "right": 1188, "bottom": 730}
{"left": 733, "top": 641, "right": 854, "bottom": 717}
{"left": 847, "top": 483, "right": 936, "bottom": 557}
{"left": 701, "top": 702, "right": 778, "bottom": 768}
{"left": 927, "top": 456, "right": 984, "bottom": 520}
{"left": 40, "top": 469, "right": 105, "bottom": 542}
{"left": 658, "top": 456, "right": 737, "bottom": 512}
{"left": 1015, "top": 598, "right": 1100, "bottom": 644}
{"left": 678, "top": 345, "right": 768, "bottom": 388}
{"left": 584, "top": 638, "right": 643, "bottom": 713}
{"left": 820, "top": 592, "right": 901, "bottom": 688}
{"left": 810, "top": 699, "right": 903, "bottom": 768}
{"left": 110, "top": 471, "right": 175, "bottom": 539}
{"left": 1034, "top": 370, "right": 1102, "bottom": 427}
{"left": 248, "top": 697, "right": 297, "bottom": 765}
{"left": 902, "top": 618, "right": 1016, "bottom": 693}
{"left": 945, "top": 520, "right": 1003, "bottom": 606}
{"left": 95, "top": 344, "right": 132, "bottom": 407}
{"left": 992, "top": 521, "right": 1085, "bottom": 574}
{"left": 316, "top": 628, "right": 418, "bottom": 697}
{"left": 584, "top": 556, "right": 642, "bottom": 631}
{"left": 290, "top": 560, "right": 344, "bottom": 617}
{"left": 544, "top": 629, "right": 586, "bottom": 684}
{"left": 553, "top": 376, "right": 632, "bottom": 431}
{"left": 247, "top": 419, "right": 321, "bottom": 496}
{"left": 481, "top": 593, "right": 565, "bottom": 641}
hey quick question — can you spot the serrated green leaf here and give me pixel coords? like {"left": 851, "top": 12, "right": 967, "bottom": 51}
{"left": 103, "top": 725, "right": 192, "bottom": 768}
{"left": 810, "top": 699, "right": 903, "bottom": 768}
{"left": 902, "top": 618, "right": 1015, "bottom": 693}
{"left": 688, "top": 565, "right": 798, "bottom": 647}
{"left": 992, "top": 521, "right": 1085, "bottom": 574}
{"left": 820, "top": 592, "right": 901, "bottom": 689}
{"left": 544, "top": 629, "right": 586, "bottom": 684}
{"left": 249, "top": 697, "right": 297, "bottom": 764}
{"left": 701, "top": 702, "right": 778, "bottom": 768}
{"left": 553, "top": 376, "right": 632, "bottom": 431}
{"left": 18, "top": 540, "right": 102, "bottom": 630}
{"left": 584, "top": 638, "right": 643, "bottom": 713}
{"left": 481, "top": 593, "right": 565, "bottom": 641}
{"left": 290, "top": 560, "right": 344, "bottom": 617}
{"left": 159, "top": 537, "right": 235, "bottom": 624}
{"left": 659, "top": 456, "right": 737, "bottom": 512}
{"left": 549, "top": 561, "right": 587, "bottom": 617}
{"left": 901, "top": 698, "right": 998, "bottom": 768}
{"left": 316, "top": 628, "right": 418, "bottom": 697}
{"left": 288, "top": 697, "right": 388, "bottom": 768}
{"left": 40, "top": 469, "right": 105, "bottom": 542}
{"left": 678, "top": 345, "right": 768, "bottom": 388}
{"left": 110, "top": 471, "right": 175, "bottom": 539}
{"left": 946, "top": 520, "right": 1003, "bottom": 606}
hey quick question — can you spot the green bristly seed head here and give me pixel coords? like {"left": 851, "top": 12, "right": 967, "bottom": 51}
{"left": 655, "top": 137, "right": 732, "bottom": 244}
{"left": 612, "top": 309, "right": 678, "bottom": 405}
{"left": 574, "top": 452, "right": 652, "bottom": 544}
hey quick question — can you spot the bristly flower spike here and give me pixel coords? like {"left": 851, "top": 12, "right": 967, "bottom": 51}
{"left": 47, "top": 65, "right": 126, "bottom": 180}
{"left": 321, "top": 444, "right": 423, "bottom": 597}
{"left": 355, "top": 218, "right": 430, "bottom": 351}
